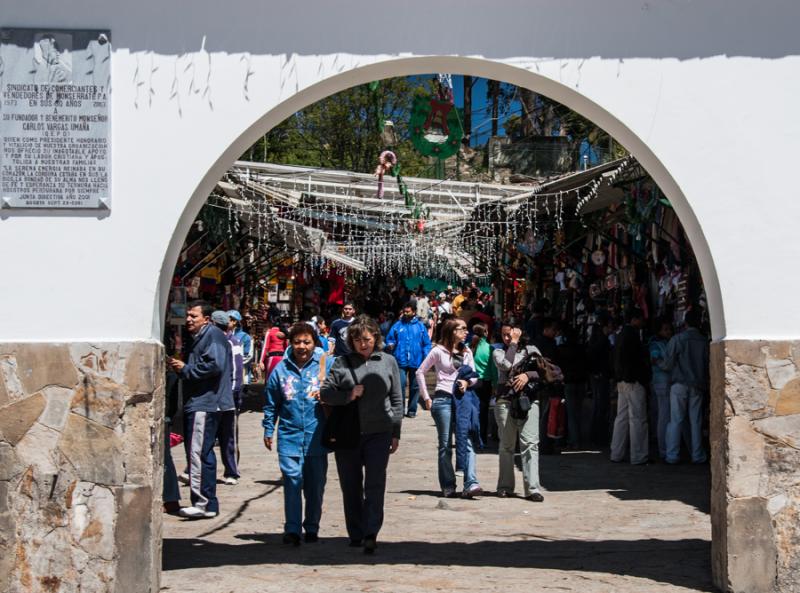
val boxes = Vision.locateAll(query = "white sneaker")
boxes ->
[178,472,189,485]
[178,506,217,519]
[223,477,239,485]
[462,485,483,499]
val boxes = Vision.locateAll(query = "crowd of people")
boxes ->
[162,282,710,555]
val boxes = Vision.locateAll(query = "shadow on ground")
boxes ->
[163,535,714,591]
[539,452,711,514]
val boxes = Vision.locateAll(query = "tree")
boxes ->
[241,78,432,176]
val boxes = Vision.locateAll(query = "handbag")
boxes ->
[510,392,532,420]
[321,356,361,450]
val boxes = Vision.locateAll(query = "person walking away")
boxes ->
[330,302,357,356]
[557,327,589,450]
[259,319,287,379]
[492,324,546,501]
[469,323,497,446]
[416,319,482,498]
[416,290,431,325]
[320,316,402,554]
[663,310,709,464]
[385,304,432,418]
[216,311,244,485]
[648,318,674,460]
[610,309,651,464]
[587,314,613,447]
[228,310,253,384]
[263,323,333,545]
[167,300,232,519]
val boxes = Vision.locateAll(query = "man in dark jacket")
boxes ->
[663,309,709,464]
[385,304,432,417]
[167,300,232,518]
[610,309,650,464]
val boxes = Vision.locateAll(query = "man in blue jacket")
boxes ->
[385,303,432,418]
[167,300,232,519]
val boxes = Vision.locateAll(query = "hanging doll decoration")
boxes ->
[374,150,397,199]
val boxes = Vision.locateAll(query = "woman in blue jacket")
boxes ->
[263,322,333,546]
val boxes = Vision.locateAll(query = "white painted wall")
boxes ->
[2,0,799,342]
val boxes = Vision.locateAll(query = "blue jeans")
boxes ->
[399,367,420,416]
[278,454,328,535]
[666,384,706,463]
[431,395,478,492]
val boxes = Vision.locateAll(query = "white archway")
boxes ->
[157,56,725,341]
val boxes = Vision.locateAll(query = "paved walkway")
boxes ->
[162,391,713,593]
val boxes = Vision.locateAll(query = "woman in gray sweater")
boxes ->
[320,315,403,554]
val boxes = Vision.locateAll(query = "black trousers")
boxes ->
[334,431,392,541]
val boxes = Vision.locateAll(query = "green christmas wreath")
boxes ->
[409,95,464,159]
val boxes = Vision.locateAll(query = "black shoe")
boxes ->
[304,533,319,543]
[363,535,377,554]
[496,490,513,498]
[348,538,363,547]
[404,413,416,418]
[282,532,301,546]
[525,492,545,503]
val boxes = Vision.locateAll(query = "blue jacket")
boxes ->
[232,328,253,367]
[452,365,482,465]
[180,324,233,413]
[263,347,333,457]
[385,317,432,369]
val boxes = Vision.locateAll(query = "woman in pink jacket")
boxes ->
[416,318,482,498]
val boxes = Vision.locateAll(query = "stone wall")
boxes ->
[712,340,800,593]
[0,342,164,593]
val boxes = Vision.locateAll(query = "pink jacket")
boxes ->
[416,345,478,402]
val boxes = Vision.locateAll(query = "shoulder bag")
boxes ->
[322,356,361,450]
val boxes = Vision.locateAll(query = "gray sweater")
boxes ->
[320,351,403,439]
[492,343,542,399]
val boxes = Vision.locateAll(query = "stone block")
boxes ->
[123,343,162,398]
[753,415,800,450]
[119,403,155,486]
[114,485,154,593]
[766,358,798,390]
[13,344,79,394]
[727,497,777,593]
[767,342,793,360]
[58,414,125,486]
[726,361,772,418]
[15,422,60,476]
[40,386,73,431]
[0,355,25,403]
[726,340,766,367]
[0,442,20,481]
[727,416,766,498]
[0,392,45,445]
[71,372,128,429]
[70,482,116,561]
[775,378,800,416]
[0,507,15,593]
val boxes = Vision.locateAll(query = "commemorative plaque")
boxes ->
[0,28,111,209]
